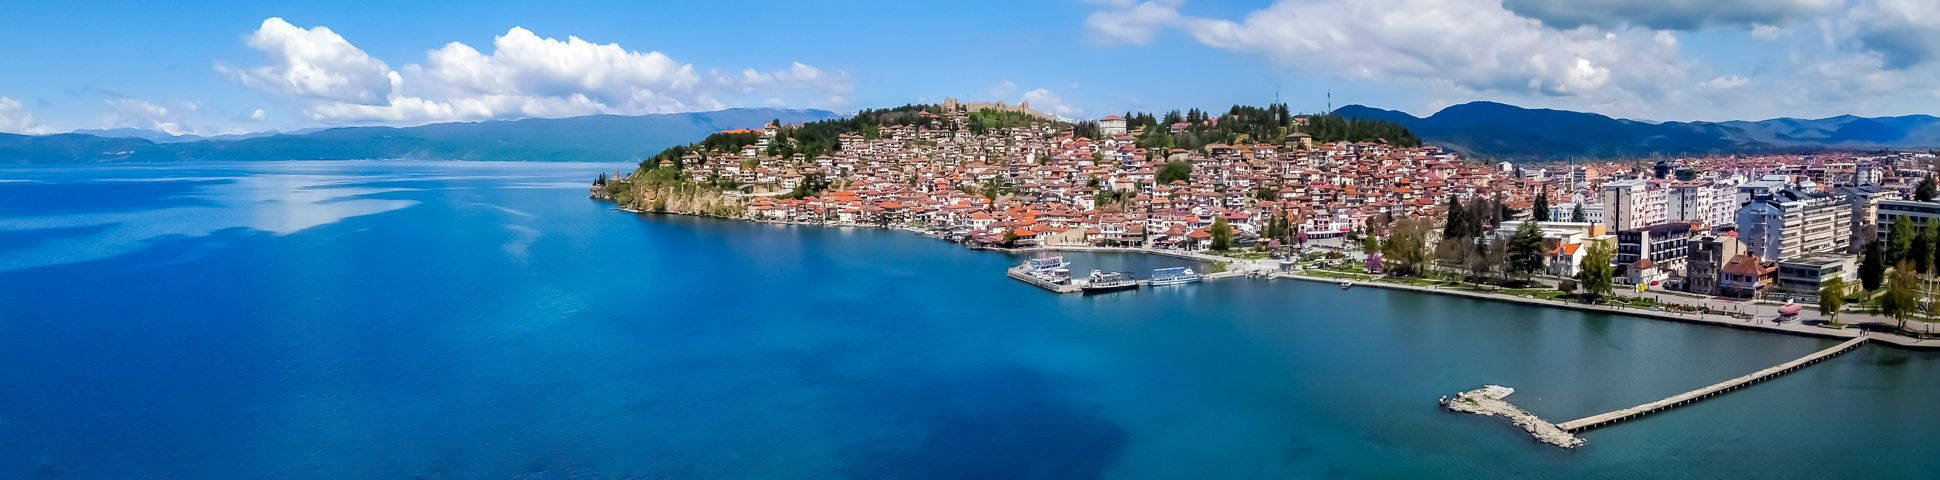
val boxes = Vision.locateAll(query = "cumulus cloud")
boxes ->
[1084,0,1183,44]
[1108,0,1689,103]
[216,18,396,105]
[249,108,267,121]
[1499,0,1838,30]
[0,97,53,135]
[1022,88,1081,118]
[221,17,852,125]
[1840,0,1940,69]
[100,98,191,135]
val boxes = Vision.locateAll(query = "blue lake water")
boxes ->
[3,161,1938,478]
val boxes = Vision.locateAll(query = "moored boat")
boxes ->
[1149,266,1201,286]
[1082,270,1140,294]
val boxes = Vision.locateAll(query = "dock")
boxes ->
[1555,336,1868,432]
[1447,336,1867,447]
[1007,265,1259,294]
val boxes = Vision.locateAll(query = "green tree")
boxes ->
[1860,241,1886,291]
[1506,219,1546,278]
[1157,160,1191,184]
[1881,261,1920,331]
[1533,191,1551,221]
[1918,175,1938,202]
[1890,217,1916,266]
[1362,230,1381,254]
[1441,195,1471,239]
[1570,203,1588,223]
[1380,217,1431,276]
[1819,278,1847,325]
[1576,241,1615,302]
[1210,216,1234,251]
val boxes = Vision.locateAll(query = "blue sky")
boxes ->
[2,0,1938,136]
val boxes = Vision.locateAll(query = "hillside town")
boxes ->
[594,101,1940,306]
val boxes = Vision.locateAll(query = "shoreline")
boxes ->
[606,199,1940,350]
[1275,273,1940,350]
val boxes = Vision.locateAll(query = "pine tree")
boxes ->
[1570,203,1588,223]
[1507,219,1546,278]
[1533,191,1551,222]
[1860,241,1886,291]
[1441,195,1469,239]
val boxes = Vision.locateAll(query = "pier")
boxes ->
[1555,336,1868,433]
[1007,265,1258,294]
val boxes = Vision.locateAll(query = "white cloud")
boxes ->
[1021,88,1081,119]
[222,18,853,125]
[0,97,53,135]
[249,108,267,121]
[216,17,396,105]
[1084,0,1183,44]
[1499,0,1839,30]
[988,80,1019,98]
[1120,0,1689,106]
[1839,0,1940,69]
[1701,75,1751,89]
[101,98,190,136]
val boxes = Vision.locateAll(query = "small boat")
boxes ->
[1340,280,1353,289]
[1023,255,1071,280]
[1149,266,1201,286]
[1082,270,1140,294]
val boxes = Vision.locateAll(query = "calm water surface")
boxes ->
[2,161,1937,478]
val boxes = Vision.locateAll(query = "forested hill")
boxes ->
[0,107,839,164]
[641,104,1058,169]
[1333,101,1940,159]
[1077,103,1421,151]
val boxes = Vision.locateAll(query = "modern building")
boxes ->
[1601,179,1666,231]
[1775,252,1856,298]
[1735,188,1852,261]
[1616,222,1701,276]
[1842,184,1891,252]
[1667,181,1736,228]
[1685,233,1748,295]
[1874,199,1940,244]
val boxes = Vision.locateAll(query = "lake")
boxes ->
[3,161,1937,478]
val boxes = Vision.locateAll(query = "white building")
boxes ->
[1601,178,1666,231]
[1736,188,1853,261]
[1667,180,1736,228]
[1098,115,1127,136]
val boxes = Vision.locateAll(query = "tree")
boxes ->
[1819,278,1847,325]
[1157,160,1191,184]
[1362,230,1381,254]
[1914,225,1933,274]
[1890,216,1916,266]
[1533,191,1551,221]
[1860,241,1886,291]
[1435,233,1472,275]
[1210,216,1234,251]
[1506,219,1546,279]
[1918,175,1937,202]
[1570,203,1588,223]
[1881,261,1921,331]
[1441,195,1471,239]
[1576,241,1615,302]
[1557,279,1578,295]
[1381,217,1431,276]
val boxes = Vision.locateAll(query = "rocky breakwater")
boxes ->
[1440,385,1583,448]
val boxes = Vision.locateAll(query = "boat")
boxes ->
[1082,270,1140,294]
[1340,280,1353,289]
[1022,255,1071,281]
[1149,266,1201,286]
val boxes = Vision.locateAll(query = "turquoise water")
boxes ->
[2,161,1937,478]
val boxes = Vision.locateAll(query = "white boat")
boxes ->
[1149,266,1201,286]
[1340,280,1353,289]
[1083,270,1140,294]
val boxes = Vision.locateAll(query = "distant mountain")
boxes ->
[1332,101,1940,159]
[72,128,306,143]
[0,107,840,164]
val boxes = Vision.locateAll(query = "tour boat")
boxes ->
[1149,266,1201,286]
[1082,270,1140,294]
[1023,255,1071,280]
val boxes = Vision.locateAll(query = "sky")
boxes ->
[2,0,1938,136]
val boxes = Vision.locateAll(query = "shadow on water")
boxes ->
[843,364,1128,480]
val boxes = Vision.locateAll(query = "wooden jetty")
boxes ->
[1555,336,1869,433]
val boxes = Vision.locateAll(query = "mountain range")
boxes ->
[1333,101,1940,159]
[0,108,839,164]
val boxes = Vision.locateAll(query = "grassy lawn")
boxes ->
[1503,288,1572,300]
[1304,269,1372,281]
